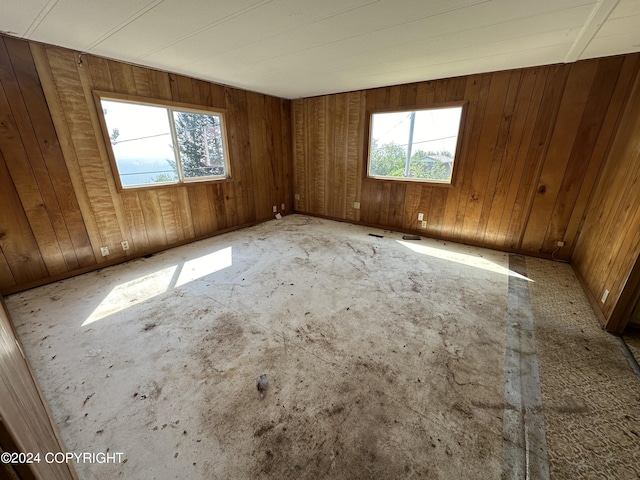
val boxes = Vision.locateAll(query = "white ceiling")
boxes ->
[2,0,640,99]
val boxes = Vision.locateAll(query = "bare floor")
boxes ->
[6,215,640,479]
[624,328,640,364]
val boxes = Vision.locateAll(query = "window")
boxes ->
[367,104,465,184]
[95,92,229,189]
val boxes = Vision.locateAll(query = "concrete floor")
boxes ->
[6,215,640,479]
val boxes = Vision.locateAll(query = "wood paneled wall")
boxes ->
[0,298,77,479]
[0,35,292,294]
[293,55,640,259]
[3,32,640,330]
[573,71,640,333]
[0,36,94,293]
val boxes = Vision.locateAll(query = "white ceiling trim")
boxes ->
[564,0,621,62]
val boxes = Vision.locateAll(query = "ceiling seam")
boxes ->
[205,0,586,72]
[24,0,59,38]
[182,0,383,62]
[179,0,492,70]
[84,0,166,53]
[564,0,621,63]
[318,24,587,77]
[143,0,494,67]
[353,41,576,79]
[136,0,274,60]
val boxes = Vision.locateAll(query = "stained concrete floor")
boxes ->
[6,215,640,479]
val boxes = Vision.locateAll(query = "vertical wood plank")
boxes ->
[132,66,152,97]
[440,74,483,239]
[226,87,255,224]
[459,71,511,239]
[477,70,522,244]
[3,36,293,293]
[504,64,569,250]
[543,57,626,253]
[566,55,640,254]
[121,191,150,253]
[494,67,547,247]
[138,189,168,248]
[345,92,364,221]
[9,40,95,269]
[0,252,16,291]
[521,60,599,252]
[0,42,68,275]
[0,151,49,284]
[106,59,136,95]
[30,43,104,264]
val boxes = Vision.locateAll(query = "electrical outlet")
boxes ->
[601,289,609,304]
[418,213,424,221]
[281,203,285,211]
[272,205,277,213]
[121,241,129,251]
[100,246,109,257]
[557,241,565,247]
[353,202,360,209]
[421,221,427,228]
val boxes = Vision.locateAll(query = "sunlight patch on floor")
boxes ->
[396,240,533,281]
[82,247,233,326]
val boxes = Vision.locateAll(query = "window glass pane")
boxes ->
[369,106,462,183]
[100,100,178,187]
[173,111,226,179]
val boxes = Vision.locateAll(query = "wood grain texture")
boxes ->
[573,64,640,332]
[292,56,639,260]
[0,36,94,290]
[0,35,292,294]
[293,92,365,220]
[0,299,77,479]
[3,32,640,333]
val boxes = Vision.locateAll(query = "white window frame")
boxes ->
[94,91,231,191]
[366,102,466,186]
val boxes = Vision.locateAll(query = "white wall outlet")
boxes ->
[294,193,300,200]
[601,289,609,304]
[100,246,109,257]
[354,202,360,209]
[121,241,129,251]
[421,221,427,228]
[557,241,565,247]
[281,203,285,211]
[418,213,424,221]
[272,205,277,213]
